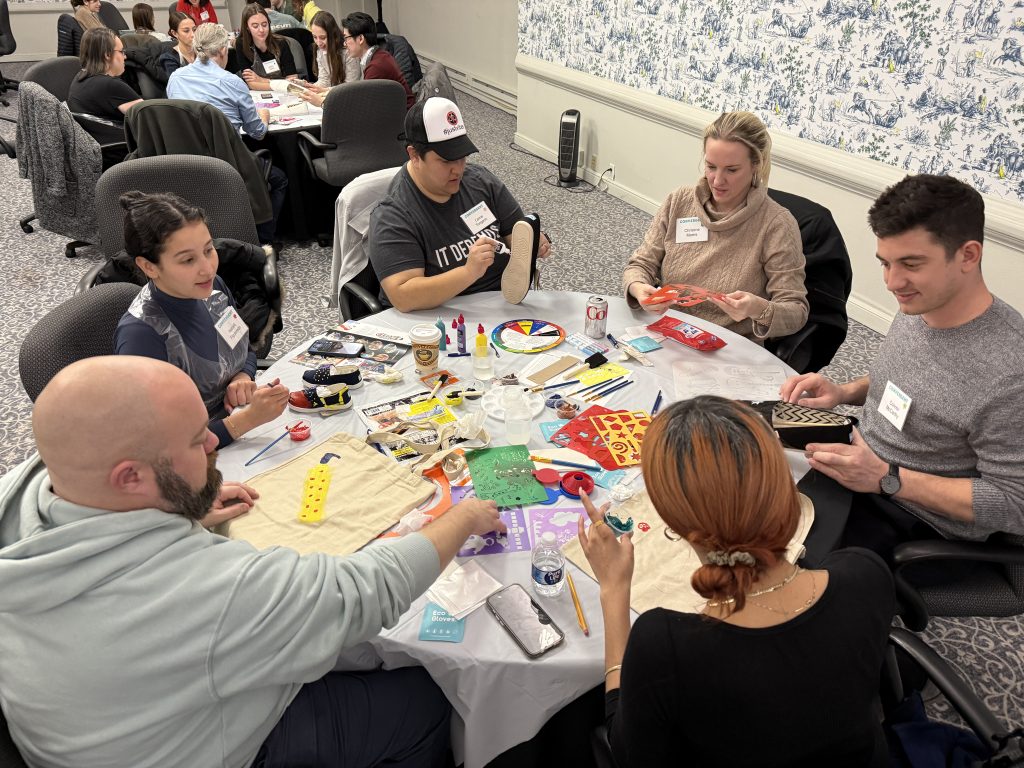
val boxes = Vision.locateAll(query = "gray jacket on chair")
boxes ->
[15,81,101,244]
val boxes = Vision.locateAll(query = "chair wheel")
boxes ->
[316,235,331,248]
[20,222,33,233]
[65,244,78,258]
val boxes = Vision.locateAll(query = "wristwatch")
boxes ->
[880,463,902,497]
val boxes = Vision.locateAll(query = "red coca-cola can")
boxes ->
[584,296,608,339]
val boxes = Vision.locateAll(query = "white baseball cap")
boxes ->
[404,97,479,161]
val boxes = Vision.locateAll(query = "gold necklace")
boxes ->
[748,572,817,616]
[706,566,802,608]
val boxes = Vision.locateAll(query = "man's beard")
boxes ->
[153,452,222,521]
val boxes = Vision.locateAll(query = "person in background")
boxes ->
[132,3,171,40]
[70,0,105,34]
[158,11,196,76]
[114,192,289,448]
[623,111,808,343]
[292,0,321,29]
[174,0,216,27]
[67,27,143,167]
[166,22,289,248]
[0,353,504,767]
[579,396,893,767]
[307,11,359,90]
[236,3,299,91]
[341,11,412,108]
[254,0,301,30]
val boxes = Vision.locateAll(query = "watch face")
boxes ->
[880,474,901,496]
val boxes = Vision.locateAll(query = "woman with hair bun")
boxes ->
[623,111,808,342]
[114,192,288,449]
[578,396,894,767]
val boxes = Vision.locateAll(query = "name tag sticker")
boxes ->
[200,9,210,20]
[263,58,281,75]
[878,380,912,431]
[215,307,249,347]
[675,217,709,243]
[460,201,498,236]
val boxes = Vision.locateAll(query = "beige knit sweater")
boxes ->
[622,179,808,341]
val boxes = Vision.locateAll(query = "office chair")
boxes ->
[892,533,1024,632]
[378,33,422,89]
[56,13,84,57]
[78,155,282,359]
[0,706,28,768]
[97,0,129,30]
[330,165,400,317]
[275,27,313,82]
[0,0,17,111]
[18,283,142,402]
[765,189,852,374]
[297,80,407,190]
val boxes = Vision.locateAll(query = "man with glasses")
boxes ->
[340,11,413,108]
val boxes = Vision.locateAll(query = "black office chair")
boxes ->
[0,0,17,111]
[275,27,314,83]
[765,188,852,374]
[0,707,28,768]
[18,283,143,402]
[892,533,1024,632]
[378,33,422,89]
[98,0,129,30]
[56,13,84,57]
[297,80,407,190]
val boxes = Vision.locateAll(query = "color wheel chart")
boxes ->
[490,319,566,354]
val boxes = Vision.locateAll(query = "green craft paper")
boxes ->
[466,446,549,508]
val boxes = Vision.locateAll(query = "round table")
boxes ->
[220,291,827,768]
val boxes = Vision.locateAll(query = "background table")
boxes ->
[220,291,812,767]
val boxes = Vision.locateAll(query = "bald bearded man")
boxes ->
[0,356,504,768]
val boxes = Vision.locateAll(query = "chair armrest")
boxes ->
[888,627,1006,752]
[256,357,275,370]
[767,322,818,374]
[338,282,381,322]
[252,148,273,185]
[296,130,334,179]
[75,261,107,294]
[262,253,280,304]
[892,538,1024,630]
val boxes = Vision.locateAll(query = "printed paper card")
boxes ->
[628,336,662,353]
[539,419,569,442]
[456,502,531,557]
[528,505,587,547]
[419,602,466,643]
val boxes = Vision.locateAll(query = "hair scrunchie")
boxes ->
[706,550,756,567]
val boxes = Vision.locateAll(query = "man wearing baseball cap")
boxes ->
[368,97,552,311]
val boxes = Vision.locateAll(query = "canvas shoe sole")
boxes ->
[288,383,353,413]
[301,363,363,389]
[502,214,540,304]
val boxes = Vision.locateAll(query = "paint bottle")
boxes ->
[473,326,494,380]
[457,314,467,354]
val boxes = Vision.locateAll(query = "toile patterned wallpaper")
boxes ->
[519,0,1024,205]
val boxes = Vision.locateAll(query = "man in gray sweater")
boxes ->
[780,174,1024,546]
[0,355,504,768]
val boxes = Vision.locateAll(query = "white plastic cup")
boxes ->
[410,324,442,375]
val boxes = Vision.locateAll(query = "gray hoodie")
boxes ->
[0,455,440,768]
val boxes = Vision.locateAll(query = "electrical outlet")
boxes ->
[609,163,616,180]
[589,154,598,171]
[578,149,585,169]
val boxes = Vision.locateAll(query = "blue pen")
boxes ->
[652,389,664,415]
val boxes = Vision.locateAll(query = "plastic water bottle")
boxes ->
[531,531,565,597]
[504,389,532,445]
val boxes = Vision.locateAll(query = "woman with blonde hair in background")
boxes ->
[623,111,808,342]
[579,396,894,767]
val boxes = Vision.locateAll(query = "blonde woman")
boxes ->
[623,111,808,342]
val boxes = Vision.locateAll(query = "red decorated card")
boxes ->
[549,405,622,470]
[640,283,725,307]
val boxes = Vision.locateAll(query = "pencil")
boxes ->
[566,571,589,636]
[652,389,663,415]
[529,455,600,471]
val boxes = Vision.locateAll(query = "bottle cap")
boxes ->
[540,531,557,546]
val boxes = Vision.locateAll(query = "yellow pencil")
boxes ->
[566,571,589,637]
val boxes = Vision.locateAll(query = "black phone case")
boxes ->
[486,585,565,659]
[742,400,857,450]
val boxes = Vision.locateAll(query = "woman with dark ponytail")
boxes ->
[113,192,288,449]
[578,395,894,767]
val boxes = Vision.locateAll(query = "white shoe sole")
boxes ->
[502,220,534,304]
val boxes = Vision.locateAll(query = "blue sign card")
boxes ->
[419,602,466,643]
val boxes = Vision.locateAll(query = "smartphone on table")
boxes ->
[486,584,565,659]
[307,339,365,358]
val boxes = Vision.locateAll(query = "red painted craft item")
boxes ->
[531,468,562,484]
[560,471,595,499]
[646,316,726,352]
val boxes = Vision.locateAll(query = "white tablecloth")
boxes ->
[219,291,808,767]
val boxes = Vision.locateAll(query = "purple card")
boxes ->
[528,506,587,547]
[457,505,531,557]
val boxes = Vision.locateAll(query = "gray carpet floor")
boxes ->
[0,65,1020,732]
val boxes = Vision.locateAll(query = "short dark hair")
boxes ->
[253,0,270,9]
[132,2,156,31]
[868,174,985,258]
[341,11,376,46]
[407,140,431,158]
[121,191,207,264]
